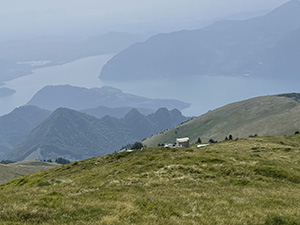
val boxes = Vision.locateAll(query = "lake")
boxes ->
[0,55,112,116]
[0,54,299,117]
[103,75,300,116]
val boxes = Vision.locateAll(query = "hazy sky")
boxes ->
[0,0,289,38]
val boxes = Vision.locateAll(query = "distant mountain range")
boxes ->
[100,0,300,81]
[81,106,155,119]
[0,98,187,160]
[0,105,153,157]
[143,93,300,146]
[0,106,51,158]
[27,85,190,111]
[3,92,300,161]
[3,107,188,161]
[256,28,300,77]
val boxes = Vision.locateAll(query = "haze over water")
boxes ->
[0,55,111,115]
[0,0,296,117]
[1,54,299,117]
[104,76,300,116]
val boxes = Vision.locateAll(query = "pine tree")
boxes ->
[197,137,202,144]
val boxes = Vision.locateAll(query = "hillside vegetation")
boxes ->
[144,94,300,146]
[1,135,300,224]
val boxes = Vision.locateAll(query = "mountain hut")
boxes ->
[176,137,190,147]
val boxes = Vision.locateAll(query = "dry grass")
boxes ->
[1,135,300,224]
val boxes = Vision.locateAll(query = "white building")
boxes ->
[176,137,190,147]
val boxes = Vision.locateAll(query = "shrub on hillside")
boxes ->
[131,142,144,150]
[0,160,16,164]
[55,158,71,164]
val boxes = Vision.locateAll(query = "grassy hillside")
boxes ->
[0,161,58,185]
[144,94,300,147]
[1,135,300,224]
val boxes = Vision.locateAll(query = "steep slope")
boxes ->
[144,93,300,146]
[4,107,188,161]
[100,0,300,81]
[2,135,300,224]
[122,108,188,141]
[122,109,157,141]
[27,85,190,111]
[0,106,51,158]
[148,108,188,132]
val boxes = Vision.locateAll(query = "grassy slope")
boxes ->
[1,135,300,224]
[143,95,300,146]
[0,161,58,185]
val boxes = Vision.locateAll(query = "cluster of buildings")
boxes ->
[164,137,209,148]
[163,137,190,148]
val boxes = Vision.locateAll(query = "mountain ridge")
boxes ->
[100,1,300,81]
[143,93,300,146]
[4,107,188,161]
[27,85,190,111]
[4,108,133,161]
[0,105,51,158]
[81,106,155,119]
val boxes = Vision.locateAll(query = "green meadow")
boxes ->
[1,135,300,224]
